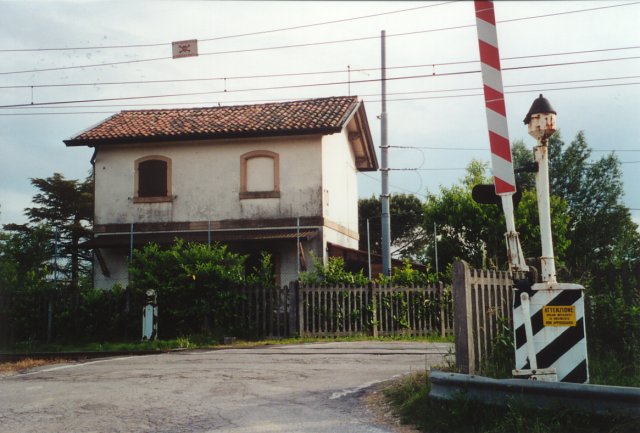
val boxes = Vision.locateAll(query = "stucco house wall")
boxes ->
[93,135,324,225]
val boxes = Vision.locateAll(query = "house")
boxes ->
[64,96,378,288]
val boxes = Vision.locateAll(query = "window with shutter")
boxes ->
[134,156,172,203]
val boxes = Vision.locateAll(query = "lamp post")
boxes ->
[524,94,557,283]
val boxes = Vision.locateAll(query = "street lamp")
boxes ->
[524,94,557,283]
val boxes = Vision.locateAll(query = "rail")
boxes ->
[429,370,640,415]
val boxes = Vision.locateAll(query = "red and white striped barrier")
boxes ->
[475,0,516,195]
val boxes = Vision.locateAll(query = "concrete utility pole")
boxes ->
[380,30,391,276]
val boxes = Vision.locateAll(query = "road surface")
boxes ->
[0,341,452,433]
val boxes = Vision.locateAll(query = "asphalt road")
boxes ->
[0,341,452,433]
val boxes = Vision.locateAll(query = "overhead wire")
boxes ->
[2,45,638,90]
[2,56,640,109]
[1,2,638,76]
[390,146,640,152]
[2,79,639,113]
[0,2,455,53]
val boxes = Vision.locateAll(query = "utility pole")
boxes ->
[380,30,391,276]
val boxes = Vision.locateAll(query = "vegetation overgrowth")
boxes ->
[3,334,451,355]
[383,371,640,433]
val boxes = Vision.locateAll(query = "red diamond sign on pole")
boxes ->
[172,39,198,59]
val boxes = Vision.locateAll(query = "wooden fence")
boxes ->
[233,285,292,339]
[452,260,521,375]
[0,282,453,346]
[0,289,143,347]
[295,283,453,338]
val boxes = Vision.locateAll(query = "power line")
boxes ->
[0,2,455,53]
[390,168,468,172]
[498,1,640,24]
[2,2,638,76]
[3,45,638,90]
[2,79,640,114]
[390,145,640,153]
[366,80,640,103]
[359,171,428,199]
[3,71,639,112]
[391,161,640,171]
[3,56,640,109]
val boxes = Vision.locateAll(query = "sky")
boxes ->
[1,1,639,229]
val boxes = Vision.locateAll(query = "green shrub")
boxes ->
[128,239,254,339]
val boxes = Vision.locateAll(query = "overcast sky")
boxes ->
[1,1,639,228]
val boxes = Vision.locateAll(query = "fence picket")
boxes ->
[1,282,455,345]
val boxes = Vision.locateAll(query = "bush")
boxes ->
[129,240,274,339]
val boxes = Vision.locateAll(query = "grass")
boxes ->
[383,371,640,433]
[0,334,453,375]
[589,353,640,388]
[2,333,452,355]
[0,357,69,376]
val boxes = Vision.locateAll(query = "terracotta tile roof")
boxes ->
[65,96,360,146]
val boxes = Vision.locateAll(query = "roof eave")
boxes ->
[64,125,343,147]
[344,101,378,172]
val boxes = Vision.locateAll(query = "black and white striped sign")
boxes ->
[513,288,589,383]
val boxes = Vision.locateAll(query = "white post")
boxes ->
[520,292,538,370]
[434,222,439,275]
[367,218,372,281]
[296,216,301,276]
[534,140,557,283]
[525,94,558,283]
[501,195,528,272]
[130,223,134,261]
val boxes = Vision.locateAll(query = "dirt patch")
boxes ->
[0,358,69,377]
[361,381,423,433]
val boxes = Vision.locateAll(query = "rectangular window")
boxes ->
[138,159,168,197]
[134,156,172,203]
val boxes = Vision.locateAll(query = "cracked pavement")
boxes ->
[0,341,452,433]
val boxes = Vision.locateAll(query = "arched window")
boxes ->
[134,156,172,203]
[240,150,280,199]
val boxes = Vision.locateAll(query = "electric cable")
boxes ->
[0,2,455,53]
[2,46,638,90]
[2,56,639,109]
[1,2,637,76]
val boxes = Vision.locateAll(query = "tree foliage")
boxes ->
[0,225,53,293]
[421,160,570,271]
[358,193,428,258]
[300,255,435,286]
[548,132,640,270]
[3,172,94,290]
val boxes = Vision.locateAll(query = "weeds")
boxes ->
[383,371,640,433]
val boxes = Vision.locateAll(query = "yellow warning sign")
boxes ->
[542,306,576,327]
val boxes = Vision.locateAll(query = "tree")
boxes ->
[0,224,53,293]
[547,131,640,271]
[421,160,570,271]
[358,193,428,258]
[511,139,536,191]
[4,173,93,290]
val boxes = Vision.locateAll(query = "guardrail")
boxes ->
[429,370,640,415]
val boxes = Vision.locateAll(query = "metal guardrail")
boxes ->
[429,370,640,415]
